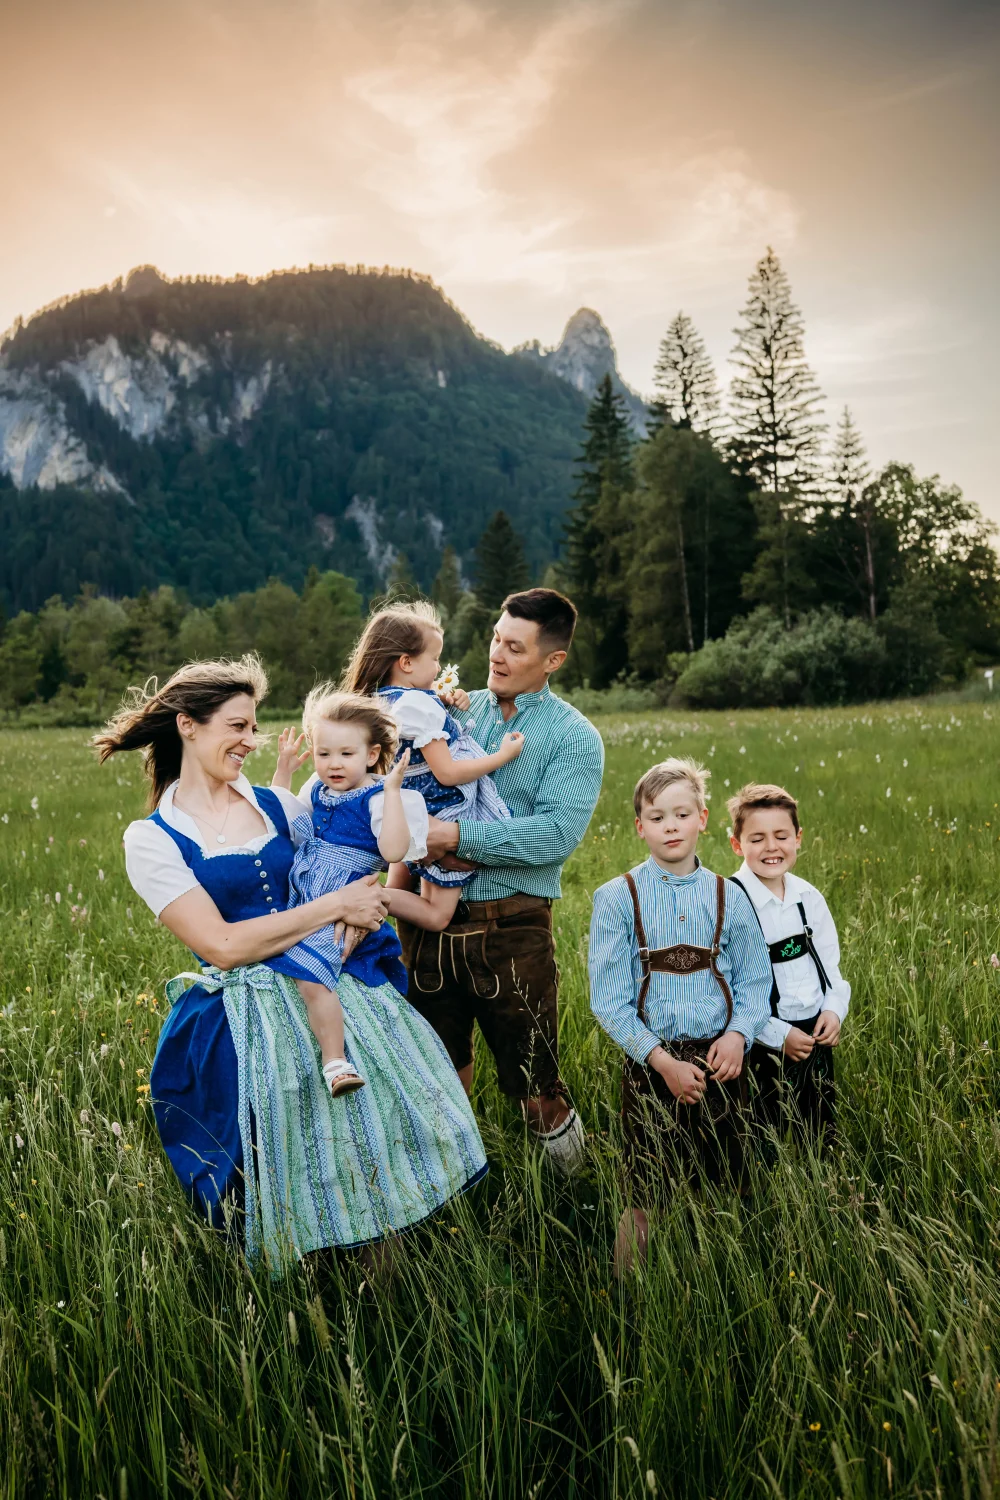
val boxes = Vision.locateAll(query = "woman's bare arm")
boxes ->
[158,876,388,971]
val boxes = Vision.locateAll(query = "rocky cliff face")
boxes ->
[516,308,648,433]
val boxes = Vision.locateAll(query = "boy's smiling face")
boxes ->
[636,783,708,874]
[730,807,803,888]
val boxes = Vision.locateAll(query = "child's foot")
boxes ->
[322,1059,366,1097]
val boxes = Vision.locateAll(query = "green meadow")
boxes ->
[1,699,999,1499]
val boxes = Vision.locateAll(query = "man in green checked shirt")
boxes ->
[396,589,605,1175]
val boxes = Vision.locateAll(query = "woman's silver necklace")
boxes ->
[175,790,235,844]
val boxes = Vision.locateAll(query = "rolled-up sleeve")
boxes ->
[456,721,604,868]
[724,884,774,1045]
[588,882,661,1065]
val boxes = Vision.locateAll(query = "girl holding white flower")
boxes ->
[340,602,524,932]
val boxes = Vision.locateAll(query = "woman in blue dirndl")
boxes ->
[97,655,487,1268]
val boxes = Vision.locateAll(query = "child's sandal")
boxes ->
[322,1059,366,1097]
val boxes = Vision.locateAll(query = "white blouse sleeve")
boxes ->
[268,784,313,847]
[368,789,429,863]
[123,819,200,918]
[390,690,450,750]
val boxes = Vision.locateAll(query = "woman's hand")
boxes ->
[325,874,388,932]
[383,747,411,793]
[272,727,311,791]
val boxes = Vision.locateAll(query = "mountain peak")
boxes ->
[123,264,168,299]
[518,306,648,432]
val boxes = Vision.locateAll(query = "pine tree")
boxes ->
[651,312,721,435]
[830,407,876,622]
[432,546,463,618]
[475,512,529,612]
[385,552,419,598]
[729,248,826,625]
[562,374,634,685]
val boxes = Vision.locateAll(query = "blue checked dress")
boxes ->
[137,784,487,1269]
[378,686,510,888]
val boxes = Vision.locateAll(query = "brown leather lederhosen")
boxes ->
[620,872,748,1189]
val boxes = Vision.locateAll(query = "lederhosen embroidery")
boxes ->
[622,871,735,1124]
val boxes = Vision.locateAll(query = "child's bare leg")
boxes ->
[295,979,365,1095]
[385,862,414,892]
[384,879,461,933]
[614,1207,649,1277]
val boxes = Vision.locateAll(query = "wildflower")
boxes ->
[48,835,54,844]
[70,905,89,925]
[883,1421,891,1432]
[136,1084,150,1095]
[859,825,868,834]
[100,1043,110,1059]
[739,746,746,755]
[990,955,999,969]
[80,1109,90,1124]
[30,797,39,811]
[98,870,105,882]
[903,758,908,767]
[434,662,460,694]
[111,1122,122,1138]
[57,1300,65,1309]
[79,838,87,847]
[1,814,7,823]
[809,1422,821,1432]
[15,1133,24,1149]
[886,787,892,798]
[55,892,61,904]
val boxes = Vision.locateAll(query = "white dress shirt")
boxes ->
[733,862,851,1052]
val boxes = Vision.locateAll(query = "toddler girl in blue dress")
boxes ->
[340,601,525,933]
[271,687,429,1096]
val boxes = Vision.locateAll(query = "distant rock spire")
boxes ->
[123,265,167,299]
[516,308,648,432]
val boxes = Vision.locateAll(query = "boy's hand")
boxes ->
[273,727,311,789]
[497,730,524,763]
[782,1026,816,1062]
[383,747,411,792]
[812,1011,842,1047]
[706,1029,744,1082]
[648,1046,706,1105]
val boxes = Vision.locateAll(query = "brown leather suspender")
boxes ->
[622,870,735,1035]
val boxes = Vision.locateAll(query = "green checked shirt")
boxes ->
[454,683,605,903]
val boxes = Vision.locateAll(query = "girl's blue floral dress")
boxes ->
[378,687,509,889]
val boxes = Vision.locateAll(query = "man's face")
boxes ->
[636,785,708,871]
[487,611,566,699]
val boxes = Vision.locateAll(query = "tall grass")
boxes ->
[1,699,999,1498]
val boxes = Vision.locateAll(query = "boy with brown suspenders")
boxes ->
[588,759,772,1272]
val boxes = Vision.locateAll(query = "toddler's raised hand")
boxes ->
[273,727,311,790]
[383,747,411,792]
[498,731,525,763]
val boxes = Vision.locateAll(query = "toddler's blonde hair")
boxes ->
[633,756,710,817]
[302,684,399,776]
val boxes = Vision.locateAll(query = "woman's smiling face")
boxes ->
[176,693,259,783]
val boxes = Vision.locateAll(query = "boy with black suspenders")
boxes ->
[588,759,772,1273]
[727,783,850,1145]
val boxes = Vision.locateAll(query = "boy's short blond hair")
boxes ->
[633,757,709,817]
[727,782,800,840]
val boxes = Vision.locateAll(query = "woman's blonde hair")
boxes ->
[340,601,442,696]
[302,685,399,776]
[93,655,269,809]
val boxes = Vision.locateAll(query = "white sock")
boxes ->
[537,1109,585,1177]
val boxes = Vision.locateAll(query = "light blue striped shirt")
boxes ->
[454,684,604,902]
[589,858,773,1064]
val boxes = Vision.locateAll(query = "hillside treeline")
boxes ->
[555,250,1000,704]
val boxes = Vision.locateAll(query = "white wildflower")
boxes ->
[100,1043,110,1059]
[98,870,105,882]
[80,1109,90,1124]
[15,1133,24,1149]
[111,1121,122,1138]
[57,1300,65,1309]
[859,824,868,834]
[433,663,460,694]
[30,797,39,811]
[739,746,746,755]
[54,892,61,904]
[886,787,892,798]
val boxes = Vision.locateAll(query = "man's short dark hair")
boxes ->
[501,588,578,653]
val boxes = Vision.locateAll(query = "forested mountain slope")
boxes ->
[0,266,590,612]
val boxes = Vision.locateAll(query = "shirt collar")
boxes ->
[645,853,704,886]
[736,861,802,909]
[488,681,552,712]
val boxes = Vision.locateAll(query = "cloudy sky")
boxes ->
[3,0,998,517]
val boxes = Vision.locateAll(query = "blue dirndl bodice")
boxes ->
[283,780,407,994]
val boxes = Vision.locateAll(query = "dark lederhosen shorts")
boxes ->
[749,1009,836,1142]
[396,894,565,1100]
[622,1049,748,1197]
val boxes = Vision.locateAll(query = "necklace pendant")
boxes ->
[217,834,227,844]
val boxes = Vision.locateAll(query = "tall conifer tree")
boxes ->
[475,511,529,611]
[651,312,721,435]
[830,406,877,622]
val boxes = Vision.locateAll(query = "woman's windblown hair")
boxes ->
[341,601,442,696]
[93,655,269,809]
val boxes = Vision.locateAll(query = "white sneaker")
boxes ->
[537,1109,586,1177]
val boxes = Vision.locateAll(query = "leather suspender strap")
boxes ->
[622,871,652,1022]
[797,900,831,995]
[709,874,734,1032]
